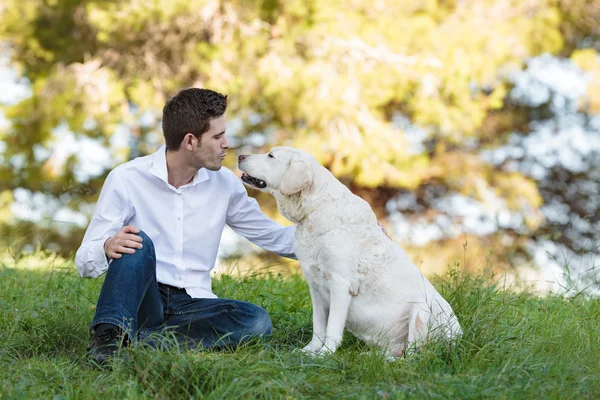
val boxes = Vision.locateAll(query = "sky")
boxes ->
[0,56,28,128]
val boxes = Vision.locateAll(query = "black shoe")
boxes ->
[87,323,128,365]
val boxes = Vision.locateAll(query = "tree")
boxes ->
[0,0,598,276]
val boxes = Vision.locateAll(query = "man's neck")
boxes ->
[165,149,199,188]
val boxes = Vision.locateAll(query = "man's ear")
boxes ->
[280,159,313,195]
[183,133,197,150]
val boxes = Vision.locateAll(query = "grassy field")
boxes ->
[1,252,600,399]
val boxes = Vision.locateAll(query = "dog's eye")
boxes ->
[268,153,274,158]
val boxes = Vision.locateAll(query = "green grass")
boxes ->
[1,252,600,399]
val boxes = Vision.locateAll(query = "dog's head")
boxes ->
[238,146,314,196]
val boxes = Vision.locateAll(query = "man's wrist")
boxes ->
[103,237,112,260]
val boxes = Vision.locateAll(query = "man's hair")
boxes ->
[162,88,228,150]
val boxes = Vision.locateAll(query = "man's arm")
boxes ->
[75,170,134,278]
[226,177,296,259]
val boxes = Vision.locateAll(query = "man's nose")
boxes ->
[222,137,230,149]
[238,154,247,162]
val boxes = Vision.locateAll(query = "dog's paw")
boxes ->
[301,342,323,355]
[314,347,335,357]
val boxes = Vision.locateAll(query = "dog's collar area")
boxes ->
[241,172,267,189]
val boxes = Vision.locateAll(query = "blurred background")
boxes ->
[0,0,598,293]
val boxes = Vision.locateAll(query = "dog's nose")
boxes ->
[238,155,247,162]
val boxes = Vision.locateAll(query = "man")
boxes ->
[75,88,296,363]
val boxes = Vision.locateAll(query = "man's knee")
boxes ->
[111,229,156,269]
[245,304,273,338]
[135,230,155,254]
[125,230,154,257]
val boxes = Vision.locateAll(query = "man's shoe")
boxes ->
[87,323,128,365]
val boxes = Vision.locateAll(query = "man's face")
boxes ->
[194,115,229,171]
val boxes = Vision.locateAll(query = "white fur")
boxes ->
[239,147,462,356]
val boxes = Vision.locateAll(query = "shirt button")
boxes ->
[177,276,182,281]
[177,217,181,221]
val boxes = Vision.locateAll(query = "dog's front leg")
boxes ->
[302,284,329,354]
[318,280,352,355]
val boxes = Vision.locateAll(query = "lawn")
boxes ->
[1,252,599,399]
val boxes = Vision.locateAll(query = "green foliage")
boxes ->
[1,252,600,398]
[0,0,598,256]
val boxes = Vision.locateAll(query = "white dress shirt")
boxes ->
[75,145,296,298]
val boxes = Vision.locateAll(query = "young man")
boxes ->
[75,88,296,363]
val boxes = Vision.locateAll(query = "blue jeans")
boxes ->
[91,231,273,349]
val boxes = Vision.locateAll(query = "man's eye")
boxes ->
[268,153,274,158]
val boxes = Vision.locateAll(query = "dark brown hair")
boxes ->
[162,88,228,150]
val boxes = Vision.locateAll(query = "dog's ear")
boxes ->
[280,159,312,195]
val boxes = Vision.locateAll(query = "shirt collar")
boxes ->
[148,145,210,187]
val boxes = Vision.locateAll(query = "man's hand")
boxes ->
[104,225,143,259]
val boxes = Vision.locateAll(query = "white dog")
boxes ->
[238,147,461,357]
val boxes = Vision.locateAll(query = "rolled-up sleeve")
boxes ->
[75,170,133,278]
[226,177,296,259]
